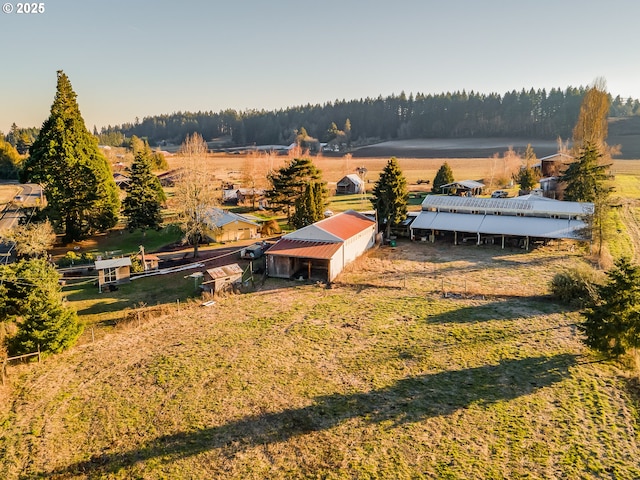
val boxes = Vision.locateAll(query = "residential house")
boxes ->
[206,209,261,243]
[236,188,267,208]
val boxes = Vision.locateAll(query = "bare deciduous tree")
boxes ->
[174,133,220,258]
[3,221,56,259]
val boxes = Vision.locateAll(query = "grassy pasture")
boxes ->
[1,241,639,479]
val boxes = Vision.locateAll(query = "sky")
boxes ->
[2,0,640,133]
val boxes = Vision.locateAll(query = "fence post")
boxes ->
[1,358,6,386]
[37,344,41,363]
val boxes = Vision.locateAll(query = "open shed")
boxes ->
[202,263,244,294]
[439,180,485,196]
[410,194,593,248]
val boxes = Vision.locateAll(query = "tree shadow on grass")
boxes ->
[43,354,576,478]
[425,297,567,324]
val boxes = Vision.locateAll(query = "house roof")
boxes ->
[206,209,261,228]
[286,210,375,243]
[94,257,132,270]
[538,152,574,162]
[265,238,343,260]
[236,188,266,195]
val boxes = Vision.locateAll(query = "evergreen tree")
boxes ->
[580,258,640,357]
[266,158,326,224]
[21,71,119,242]
[432,162,454,193]
[2,258,82,355]
[291,181,326,229]
[123,149,164,232]
[560,142,613,252]
[371,157,408,238]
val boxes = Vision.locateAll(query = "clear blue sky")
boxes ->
[2,0,640,133]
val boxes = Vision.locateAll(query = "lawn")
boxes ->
[51,224,184,262]
[62,269,202,335]
[1,240,639,479]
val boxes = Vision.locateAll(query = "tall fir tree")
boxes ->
[267,158,326,224]
[371,157,408,238]
[123,149,164,232]
[291,181,326,229]
[560,142,613,253]
[432,162,454,193]
[21,71,119,242]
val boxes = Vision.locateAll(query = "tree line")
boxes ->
[88,88,640,147]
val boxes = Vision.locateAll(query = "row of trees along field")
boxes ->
[86,88,640,147]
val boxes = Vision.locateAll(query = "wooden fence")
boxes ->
[1,345,40,386]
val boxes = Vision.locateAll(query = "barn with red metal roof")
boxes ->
[266,210,377,282]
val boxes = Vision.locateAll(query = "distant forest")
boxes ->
[8,88,640,151]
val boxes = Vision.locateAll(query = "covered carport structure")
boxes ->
[410,195,593,248]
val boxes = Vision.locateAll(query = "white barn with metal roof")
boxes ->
[410,195,593,248]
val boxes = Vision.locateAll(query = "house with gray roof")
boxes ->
[205,209,261,243]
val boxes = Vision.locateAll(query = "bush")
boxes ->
[550,264,602,307]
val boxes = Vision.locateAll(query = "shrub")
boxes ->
[261,219,282,236]
[550,264,602,307]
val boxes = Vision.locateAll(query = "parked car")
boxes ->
[491,190,509,198]
[240,243,264,259]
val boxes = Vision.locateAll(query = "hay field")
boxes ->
[1,241,639,479]
[163,151,519,191]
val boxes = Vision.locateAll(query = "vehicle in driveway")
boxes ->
[491,190,509,198]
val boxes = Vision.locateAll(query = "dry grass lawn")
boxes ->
[1,240,639,479]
